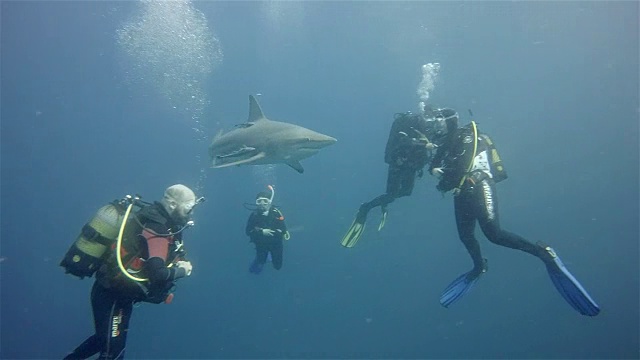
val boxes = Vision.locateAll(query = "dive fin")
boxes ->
[542,246,600,316]
[378,208,388,231]
[440,260,487,308]
[286,160,304,174]
[340,209,368,248]
[249,259,264,274]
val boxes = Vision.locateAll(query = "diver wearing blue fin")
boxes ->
[430,111,599,316]
[245,185,289,274]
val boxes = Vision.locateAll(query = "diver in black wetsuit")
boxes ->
[430,118,600,316]
[340,106,455,248]
[62,185,201,359]
[246,186,288,274]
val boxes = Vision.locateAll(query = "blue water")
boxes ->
[1,1,638,359]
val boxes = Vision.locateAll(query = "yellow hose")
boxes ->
[116,203,148,282]
[456,121,478,189]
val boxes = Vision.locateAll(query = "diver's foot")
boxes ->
[356,204,370,223]
[249,260,264,274]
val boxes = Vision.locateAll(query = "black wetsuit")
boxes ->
[430,123,549,272]
[246,207,287,272]
[359,112,442,215]
[64,203,188,360]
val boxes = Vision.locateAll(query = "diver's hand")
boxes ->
[262,228,276,236]
[176,261,193,276]
[411,137,437,150]
[431,167,444,178]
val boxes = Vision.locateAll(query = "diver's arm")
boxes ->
[429,137,449,173]
[246,213,265,240]
[246,213,259,236]
[272,211,287,239]
[145,257,187,282]
[142,223,187,283]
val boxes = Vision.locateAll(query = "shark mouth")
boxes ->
[212,146,267,168]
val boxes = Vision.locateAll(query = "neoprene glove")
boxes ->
[176,260,193,276]
[262,228,276,236]
[431,167,444,178]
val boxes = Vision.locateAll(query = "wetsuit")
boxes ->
[430,123,549,272]
[246,207,287,272]
[359,112,441,214]
[64,203,188,360]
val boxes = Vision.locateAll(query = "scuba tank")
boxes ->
[479,134,508,183]
[60,202,127,279]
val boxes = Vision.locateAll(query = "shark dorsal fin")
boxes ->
[248,95,266,122]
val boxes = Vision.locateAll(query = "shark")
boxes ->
[209,95,337,173]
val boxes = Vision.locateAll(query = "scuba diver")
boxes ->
[340,106,455,248]
[245,185,289,274]
[429,114,600,316]
[60,184,204,359]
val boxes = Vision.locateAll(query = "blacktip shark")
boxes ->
[209,95,337,173]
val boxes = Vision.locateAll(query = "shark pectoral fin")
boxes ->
[286,160,304,174]
[212,152,267,168]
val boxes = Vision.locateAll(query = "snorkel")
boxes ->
[267,184,275,203]
[243,185,276,212]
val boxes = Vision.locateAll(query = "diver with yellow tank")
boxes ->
[429,114,599,316]
[61,184,204,360]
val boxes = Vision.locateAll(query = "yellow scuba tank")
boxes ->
[60,203,126,279]
[480,134,508,183]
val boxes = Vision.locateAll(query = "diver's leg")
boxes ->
[255,243,268,264]
[271,240,283,270]
[63,336,100,360]
[439,191,487,307]
[475,180,547,259]
[250,243,268,273]
[454,190,485,271]
[476,180,599,316]
[96,287,133,360]
[341,166,399,247]
[63,282,108,359]
[395,167,417,198]
[385,165,403,197]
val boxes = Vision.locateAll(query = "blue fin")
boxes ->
[440,264,486,308]
[249,259,263,274]
[544,247,600,316]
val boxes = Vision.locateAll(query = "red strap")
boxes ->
[142,229,171,261]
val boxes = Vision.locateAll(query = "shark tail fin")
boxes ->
[248,95,266,122]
